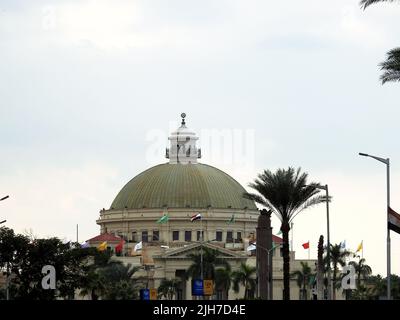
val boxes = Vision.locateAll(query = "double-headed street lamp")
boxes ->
[359,152,391,300]
[253,242,283,300]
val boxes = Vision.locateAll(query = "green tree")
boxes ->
[326,243,351,300]
[215,265,232,300]
[244,167,325,300]
[232,263,256,299]
[186,247,229,280]
[158,279,181,300]
[360,0,400,84]
[349,258,372,289]
[291,262,313,300]
[99,263,140,300]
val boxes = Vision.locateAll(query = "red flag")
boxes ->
[115,240,124,253]
[302,241,310,249]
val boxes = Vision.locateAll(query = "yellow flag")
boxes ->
[356,241,363,252]
[97,241,108,251]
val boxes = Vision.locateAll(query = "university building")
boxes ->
[87,114,341,300]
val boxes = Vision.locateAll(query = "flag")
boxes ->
[227,214,235,224]
[247,243,256,251]
[80,242,90,249]
[388,207,400,234]
[340,240,346,249]
[191,213,202,222]
[115,240,124,253]
[277,229,282,236]
[134,241,142,252]
[156,214,169,224]
[97,241,107,251]
[356,241,363,253]
[302,241,310,249]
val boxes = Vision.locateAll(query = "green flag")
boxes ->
[227,214,235,224]
[157,214,169,224]
[277,229,282,236]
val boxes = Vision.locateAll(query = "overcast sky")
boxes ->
[1,0,400,276]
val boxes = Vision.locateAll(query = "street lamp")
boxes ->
[1,195,9,299]
[252,242,283,300]
[359,152,391,300]
[314,184,332,300]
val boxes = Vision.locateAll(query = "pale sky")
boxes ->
[1,0,400,276]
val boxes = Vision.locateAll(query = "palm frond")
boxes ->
[380,47,400,84]
[360,0,399,9]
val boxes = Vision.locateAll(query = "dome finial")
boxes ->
[181,112,186,126]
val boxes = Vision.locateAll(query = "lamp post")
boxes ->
[315,184,332,300]
[1,195,9,300]
[252,242,282,300]
[359,152,391,300]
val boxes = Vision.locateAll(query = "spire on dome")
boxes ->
[165,113,201,164]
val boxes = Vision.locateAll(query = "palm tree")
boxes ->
[349,258,372,289]
[380,48,400,84]
[360,0,400,84]
[158,279,181,300]
[326,244,351,300]
[244,167,325,300]
[215,265,232,300]
[186,247,229,280]
[99,263,140,300]
[79,249,123,300]
[232,263,257,299]
[291,262,313,300]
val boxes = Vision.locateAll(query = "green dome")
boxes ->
[111,163,257,210]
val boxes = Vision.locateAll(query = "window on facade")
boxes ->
[196,231,204,241]
[132,231,137,242]
[173,231,180,241]
[142,231,148,243]
[185,231,192,242]
[152,230,159,241]
[236,232,242,243]
[216,231,223,242]
[226,231,233,243]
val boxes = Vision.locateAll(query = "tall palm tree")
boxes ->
[232,263,257,299]
[291,262,313,300]
[244,167,325,300]
[326,244,351,300]
[360,0,400,84]
[349,258,372,289]
[215,265,232,300]
[158,278,181,300]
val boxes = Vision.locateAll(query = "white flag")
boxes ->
[134,241,142,252]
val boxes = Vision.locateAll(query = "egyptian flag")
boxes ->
[388,207,400,234]
[191,213,202,222]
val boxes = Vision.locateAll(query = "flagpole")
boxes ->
[76,224,79,243]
